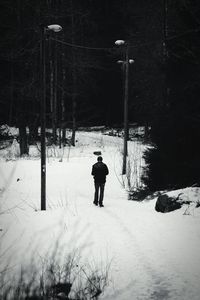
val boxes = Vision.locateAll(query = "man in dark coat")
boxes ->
[91,156,109,207]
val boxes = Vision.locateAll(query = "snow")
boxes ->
[0,131,200,299]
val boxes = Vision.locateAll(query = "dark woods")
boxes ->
[142,0,200,191]
[0,0,200,191]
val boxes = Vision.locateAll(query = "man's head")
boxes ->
[97,156,103,162]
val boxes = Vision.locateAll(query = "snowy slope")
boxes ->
[0,131,200,300]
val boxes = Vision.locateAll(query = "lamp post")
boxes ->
[41,24,62,211]
[115,40,134,175]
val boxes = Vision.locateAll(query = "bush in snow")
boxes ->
[0,249,109,300]
[117,141,146,199]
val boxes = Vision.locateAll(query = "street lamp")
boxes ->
[47,24,62,32]
[41,24,62,211]
[115,40,134,175]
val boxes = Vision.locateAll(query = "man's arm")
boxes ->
[105,164,109,175]
[91,165,95,176]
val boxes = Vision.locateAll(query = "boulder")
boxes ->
[155,194,182,213]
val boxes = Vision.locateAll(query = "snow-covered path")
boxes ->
[1,131,200,299]
[86,194,200,300]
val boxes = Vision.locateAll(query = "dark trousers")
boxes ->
[94,182,105,205]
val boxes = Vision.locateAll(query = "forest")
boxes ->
[0,0,200,191]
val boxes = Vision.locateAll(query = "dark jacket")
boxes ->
[91,162,109,183]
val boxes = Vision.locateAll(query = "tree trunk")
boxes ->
[29,122,38,144]
[9,53,14,126]
[19,120,29,156]
[71,0,77,147]
[144,123,150,139]
[71,99,76,146]
[163,0,168,60]
[61,50,66,146]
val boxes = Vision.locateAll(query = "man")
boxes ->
[91,156,109,207]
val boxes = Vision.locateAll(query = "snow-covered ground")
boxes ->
[0,131,200,299]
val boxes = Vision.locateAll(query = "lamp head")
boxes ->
[115,40,125,46]
[117,60,124,64]
[47,24,62,32]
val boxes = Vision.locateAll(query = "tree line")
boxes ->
[0,0,200,191]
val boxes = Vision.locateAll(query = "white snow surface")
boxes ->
[0,131,200,300]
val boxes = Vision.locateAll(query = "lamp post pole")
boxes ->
[41,27,46,210]
[115,40,134,175]
[41,24,62,211]
[122,43,129,175]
